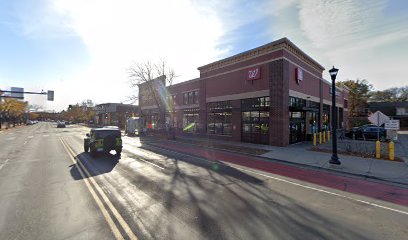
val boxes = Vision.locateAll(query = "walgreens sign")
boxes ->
[247,66,261,81]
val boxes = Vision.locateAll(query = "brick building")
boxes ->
[95,103,139,129]
[368,101,408,129]
[139,38,349,146]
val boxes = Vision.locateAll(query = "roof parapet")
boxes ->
[198,37,325,74]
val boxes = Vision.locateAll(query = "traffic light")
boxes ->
[68,105,73,110]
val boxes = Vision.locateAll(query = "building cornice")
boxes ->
[198,38,325,74]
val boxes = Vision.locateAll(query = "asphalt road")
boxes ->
[1,122,408,240]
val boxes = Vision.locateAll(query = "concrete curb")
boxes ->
[144,137,408,188]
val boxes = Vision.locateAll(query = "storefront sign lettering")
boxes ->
[247,67,261,80]
[295,67,303,84]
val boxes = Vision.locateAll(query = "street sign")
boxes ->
[384,120,400,130]
[47,90,54,101]
[11,87,24,99]
[368,111,389,126]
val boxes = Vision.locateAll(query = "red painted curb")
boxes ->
[152,141,408,207]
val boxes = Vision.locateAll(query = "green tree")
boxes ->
[337,79,373,117]
[370,86,408,102]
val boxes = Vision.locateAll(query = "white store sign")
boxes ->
[384,120,400,130]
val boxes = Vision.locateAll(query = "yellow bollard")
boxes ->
[327,130,331,142]
[323,130,326,143]
[376,140,381,159]
[389,141,394,161]
[319,132,322,144]
[313,133,316,146]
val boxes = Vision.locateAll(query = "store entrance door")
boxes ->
[289,111,306,144]
[289,120,305,144]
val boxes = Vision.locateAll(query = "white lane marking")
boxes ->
[7,137,16,140]
[23,141,28,145]
[136,157,164,170]
[27,136,34,138]
[43,134,49,137]
[61,138,138,240]
[121,145,164,170]
[0,159,10,171]
[230,164,408,216]
[150,144,408,216]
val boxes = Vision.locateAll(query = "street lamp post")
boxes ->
[329,66,341,165]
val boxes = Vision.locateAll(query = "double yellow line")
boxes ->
[60,138,138,240]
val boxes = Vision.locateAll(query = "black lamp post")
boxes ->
[329,66,341,165]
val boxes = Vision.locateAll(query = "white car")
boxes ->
[103,126,120,129]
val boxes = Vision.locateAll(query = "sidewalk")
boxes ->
[0,122,24,131]
[151,134,408,186]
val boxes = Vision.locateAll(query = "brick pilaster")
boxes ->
[269,59,290,146]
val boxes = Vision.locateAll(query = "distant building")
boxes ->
[139,38,349,146]
[368,101,408,129]
[94,103,139,129]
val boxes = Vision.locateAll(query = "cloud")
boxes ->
[12,0,408,111]
[265,0,408,89]
[16,0,228,110]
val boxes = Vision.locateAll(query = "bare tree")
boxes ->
[128,59,176,128]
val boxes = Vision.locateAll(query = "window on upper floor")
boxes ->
[183,90,199,105]
[183,93,188,105]
[396,107,408,115]
[193,90,199,104]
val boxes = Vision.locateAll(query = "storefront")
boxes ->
[95,103,139,129]
[241,97,270,145]
[138,37,349,147]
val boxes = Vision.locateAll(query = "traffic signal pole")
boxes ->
[0,89,54,100]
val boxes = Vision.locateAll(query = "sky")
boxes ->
[0,0,407,111]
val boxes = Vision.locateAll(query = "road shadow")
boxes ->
[137,143,263,185]
[116,155,371,240]
[111,138,373,240]
[69,152,120,180]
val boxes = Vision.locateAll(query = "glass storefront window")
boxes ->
[289,97,306,108]
[251,111,259,122]
[241,110,269,145]
[243,123,251,133]
[183,108,199,133]
[241,96,270,110]
[260,111,269,122]
[242,112,250,121]
[309,112,318,133]
[207,101,232,136]
[207,111,232,135]
[260,124,269,134]
[183,113,199,133]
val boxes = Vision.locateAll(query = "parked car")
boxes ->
[84,128,122,156]
[26,120,33,125]
[346,124,386,141]
[57,121,66,128]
